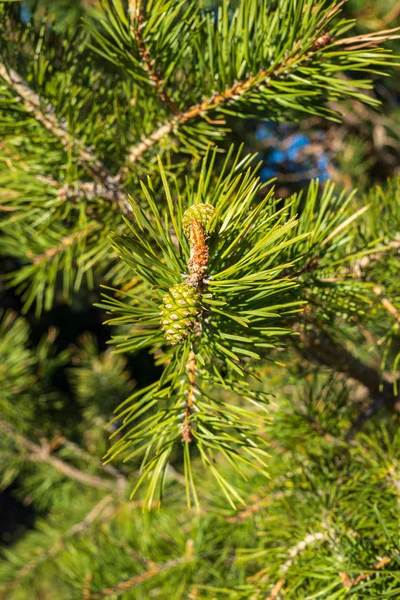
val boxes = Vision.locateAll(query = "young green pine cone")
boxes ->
[182,203,216,238]
[160,283,201,345]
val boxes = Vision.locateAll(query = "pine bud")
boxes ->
[182,203,216,238]
[160,283,201,345]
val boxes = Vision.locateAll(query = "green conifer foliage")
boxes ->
[1,0,400,597]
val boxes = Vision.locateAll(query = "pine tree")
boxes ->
[1,0,400,598]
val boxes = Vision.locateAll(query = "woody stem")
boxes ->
[183,349,197,443]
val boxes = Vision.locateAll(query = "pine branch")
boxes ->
[0,63,131,213]
[297,326,398,440]
[295,236,400,418]
[128,0,179,115]
[124,118,180,165]
[297,325,390,399]
[266,530,329,600]
[0,64,107,181]
[121,18,395,170]
[88,556,191,599]
[9,495,114,589]
[332,242,400,437]
[121,37,323,166]
[0,142,129,212]
[0,420,118,492]
[103,152,385,503]
[29,446,116,492]
[56,181,129,209]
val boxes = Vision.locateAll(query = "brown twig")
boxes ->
[0,420,117,491]
[57,181,130,209]
[183,349,197,443]
[226,497,272,523]
[373,286,400,324]
[381,3,400,26]
[88,557,189,598]
[268,538,391,597]
[29,449,116,490]
[342,247,400,435]
[128,0,179,115]
[226,487,291,523]
[332,26,400,50]
[345,395,387,442]
[336,307,399,439]
[125,117,181,164]
[82,574,94,600]
[29,225,99,265]
[53,435,126,487]
[340,556,392,589]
